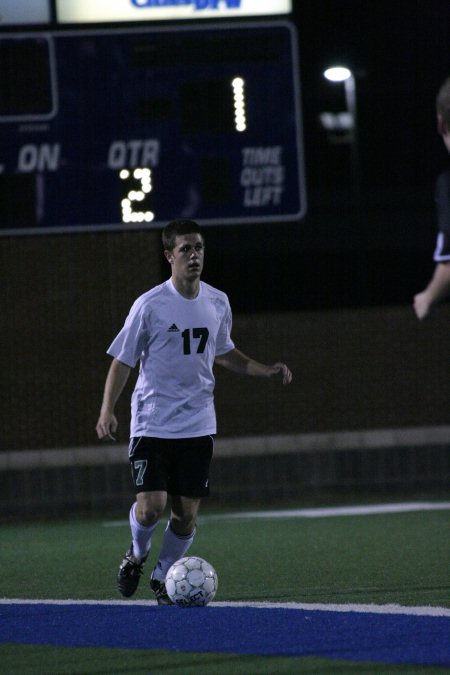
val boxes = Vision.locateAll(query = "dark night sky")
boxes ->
[202,1,450,313]
[293,0,450,188]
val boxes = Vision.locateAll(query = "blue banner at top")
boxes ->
[56,0,291,23]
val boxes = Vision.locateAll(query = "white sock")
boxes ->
[129,502,159,561]
[152,520,196,581]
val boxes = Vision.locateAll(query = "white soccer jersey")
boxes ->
[107,279,235,438]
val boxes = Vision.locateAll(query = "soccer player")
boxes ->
[414,76,450,319]
[95,219,292,603]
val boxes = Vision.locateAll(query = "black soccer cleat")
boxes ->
[117,545,147,598]
[150,575,173,605]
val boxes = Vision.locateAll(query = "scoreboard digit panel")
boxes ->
[0,22,306,235]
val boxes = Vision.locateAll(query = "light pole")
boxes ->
[323,66,366,302]
[323,66,361,216]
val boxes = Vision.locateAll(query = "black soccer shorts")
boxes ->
[128,435,214,498]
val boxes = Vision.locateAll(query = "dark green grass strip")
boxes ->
[1,645,449,675]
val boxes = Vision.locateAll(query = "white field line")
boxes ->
[103,501,450,527]
[0,598,449,617]
[201,501,450,521]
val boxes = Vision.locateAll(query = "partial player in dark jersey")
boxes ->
[414,77,450,319]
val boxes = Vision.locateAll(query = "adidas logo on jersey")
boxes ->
[168,324,180,332]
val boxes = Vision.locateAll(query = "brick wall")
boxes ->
[2,231,450,451]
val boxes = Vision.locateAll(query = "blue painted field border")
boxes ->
[0,601,449,667]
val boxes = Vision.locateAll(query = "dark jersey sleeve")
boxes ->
[433,170,450,261]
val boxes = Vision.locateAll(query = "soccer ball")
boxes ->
[165,556,218,607]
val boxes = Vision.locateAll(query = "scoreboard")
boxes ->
[0,21,306,235]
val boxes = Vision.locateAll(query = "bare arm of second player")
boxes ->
[413,261,450,319]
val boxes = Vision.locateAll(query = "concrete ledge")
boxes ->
[1,425,450,470]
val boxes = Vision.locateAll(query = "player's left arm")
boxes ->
[215,348,292,385]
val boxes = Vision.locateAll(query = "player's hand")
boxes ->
[96,412,118,441]
[413,291,434,320]
[267,362,292,385]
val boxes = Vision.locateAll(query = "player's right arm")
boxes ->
[96,358,131,440]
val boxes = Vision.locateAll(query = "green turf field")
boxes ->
[1,503,449,674]
[1,506,448,606]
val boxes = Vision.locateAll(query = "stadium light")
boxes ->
[323,66,352,83]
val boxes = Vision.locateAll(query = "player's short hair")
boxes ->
[162,219,203,251]
[436,77,450,130]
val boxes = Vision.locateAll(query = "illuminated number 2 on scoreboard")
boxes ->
[119,167,154,223]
